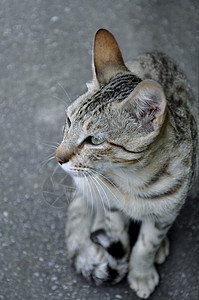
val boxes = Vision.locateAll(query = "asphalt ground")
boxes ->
[0,1,198,299]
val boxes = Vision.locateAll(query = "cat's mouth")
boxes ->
[59,162,90,177]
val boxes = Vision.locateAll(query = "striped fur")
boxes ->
[55,29,198,299]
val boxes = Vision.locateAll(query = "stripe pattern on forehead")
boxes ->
[76,73,142,120]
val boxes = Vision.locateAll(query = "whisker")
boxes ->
[86,172,95,218]
[91,173,113,231]
[83,174,89,212]
[43,143,58,150]
[92,173,111,211]
[50,163,60,180]
[70,167,121,213]
[92,169,118,190]
[45,152,55,160]
[82,175,86,204]
[88,175,101,222]
[91,169,122,207]
[51,95,68,107]
[43,141,60,146]
[89,174,107,217]
[40,155,55,169]
[57,82,72,104]
[50,165,76,206]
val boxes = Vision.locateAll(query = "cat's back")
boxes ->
[127,52,194,105]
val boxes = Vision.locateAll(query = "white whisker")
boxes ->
[52,95,68,107]
[83,173,89,213]
[44,152,55,161]
[40,155,55,168]
[57,82,72,104]
[42,141,60,148]
[81,175,86,204]
[43,143,58,150]
[86,172,95,218]
[50,163,60,180]
[91,173,113,231]
[92,173,111,211]
[89,174,107,217]
[91,169,122,207]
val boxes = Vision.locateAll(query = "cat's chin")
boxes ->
[60,162,70,173]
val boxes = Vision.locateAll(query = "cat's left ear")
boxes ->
[93,29,128,85]
[123,80,167,131]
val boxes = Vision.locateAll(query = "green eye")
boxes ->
[90,136,105,145]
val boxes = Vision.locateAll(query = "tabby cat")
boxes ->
[54,29,198,298]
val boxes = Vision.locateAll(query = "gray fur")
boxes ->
[55,29,198,299]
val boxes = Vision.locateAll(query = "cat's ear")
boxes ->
[123,80,167,131]
[93,29,128,85]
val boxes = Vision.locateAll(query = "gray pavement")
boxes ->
[0,0,199,299]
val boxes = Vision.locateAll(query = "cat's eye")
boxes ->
[90,136,105,145]
[84,136,105,145]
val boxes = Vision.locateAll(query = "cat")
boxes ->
[54,29,198,299]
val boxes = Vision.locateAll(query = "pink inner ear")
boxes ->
[147,96,162,122]
[127,80,167,131]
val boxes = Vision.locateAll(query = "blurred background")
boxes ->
[0,0,198,299]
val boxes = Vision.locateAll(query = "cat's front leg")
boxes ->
[128,219,173,299]
[66,194,130,285]
[66,194,113,285]
[90,208,130,283]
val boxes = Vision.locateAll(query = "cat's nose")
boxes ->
[55,144,71,165]
[55,154,69,165]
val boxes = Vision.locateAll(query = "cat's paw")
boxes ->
[90,229,129,283]
[66,229,129,285]
[66,231,109,284]
[155,236,170,264]
[128,265,159,299]
[72,245,110,285]
[68,242,127,285]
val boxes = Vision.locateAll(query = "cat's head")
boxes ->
[55,29,167,178]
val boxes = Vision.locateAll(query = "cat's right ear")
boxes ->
[93,29,128,85]
[121,80,167,132]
